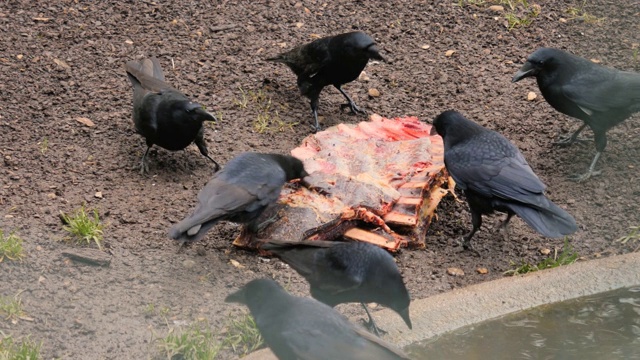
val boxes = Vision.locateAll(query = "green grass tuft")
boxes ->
[60,205,104,250]
[616,225,640,245]
[565,1,604,24]
[221,313,264,356]
[504,238,579,276]
[0,335,41,360]
[0,294,25,322]
[0,230,25,262]
[157,324,221,360]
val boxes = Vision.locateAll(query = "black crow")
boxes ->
[225,278,410,360]
[168,152,308,243]
[262,239,411,336]
[512,47,640,182]
[125,57,219,174]
[430,110,578,251]
[267,31,386,132]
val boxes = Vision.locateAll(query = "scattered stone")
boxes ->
[16,54,23,60]
[295,22,303,28]
[183,259,196,269]
[53,58,70,69]
[447,267,465,276]
[445,50,456,57]
[94,191,103,199]
[559,18,567,23]
[421,45,430,50]
[488,5,504,12]
[75,117,95,127]
[590,58,601,64]
[477,267,488,274]
[47,192,57,199]
[61,249,111,267]
[196,246,207,256]
[540,248,551,255]
[358,71,370,81]
[368,88,380,97]
[527,91,537,101]
[230,259,244,268]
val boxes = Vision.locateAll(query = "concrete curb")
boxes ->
[242,251,640,359]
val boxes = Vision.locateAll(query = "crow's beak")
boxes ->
[512,61,538,82]
[196,108,217,122]
[368,45,388,63]
[398,306,412,329]
[429,125,438,136]
[225,288,246,304]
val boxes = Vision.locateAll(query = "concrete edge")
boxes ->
[242,251,640,359]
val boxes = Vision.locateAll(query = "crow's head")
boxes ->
[512,47,563,82]
[172,100,217,123]
[344,31,387,62]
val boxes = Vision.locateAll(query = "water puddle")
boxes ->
[406,286,640,359]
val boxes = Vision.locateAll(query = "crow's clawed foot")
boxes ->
[340,102,367,116]
[204,155,220,172]
[553,135,590,147]
[460,238,481,256]
[133,159,149,175]
[362,318,388,338]
[569,169,602,183]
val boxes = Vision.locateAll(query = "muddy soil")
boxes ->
[1,0,639,359]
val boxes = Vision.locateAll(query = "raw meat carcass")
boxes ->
[233,114,452,251]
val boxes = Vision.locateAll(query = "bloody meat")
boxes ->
[233,114,452,251]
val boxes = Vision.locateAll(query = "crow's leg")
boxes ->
[195,129,220,172]
[498,212,515,241]
[134,146,152,175]
[462,209,482,256]
[310,96,321,133]
[336,85,366,115]
[570,151,602,182]
[360,302,387,337]
[554,123,588,147]
[251,212,282,233]
[570,131,605,182]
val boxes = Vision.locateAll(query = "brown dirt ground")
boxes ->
[1,0,639,359]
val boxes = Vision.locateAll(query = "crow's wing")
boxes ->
[170,179,257,234]
[125,58,174,93]
[446,133,546,204]
[562,68,640,115]
[297,38,332,79]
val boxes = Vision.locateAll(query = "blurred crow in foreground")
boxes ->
[513,47,640,182]
[262,239,411,336]
[225,278,410,360]
[430,110,577,251]
[267,31,386,132]
[125,57,219,174]
[169,152,307,243]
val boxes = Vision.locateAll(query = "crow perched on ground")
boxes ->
[168,152,308,243]
[262,239,411,337]
[512,47,640,182]
[225,278,410,360]
[125,57,219,174]
[267,31,386,132]
[430,110,578,251]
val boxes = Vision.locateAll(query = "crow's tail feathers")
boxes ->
[265,55,286,63]
[509,200,578,238]
[168,218,221,243]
